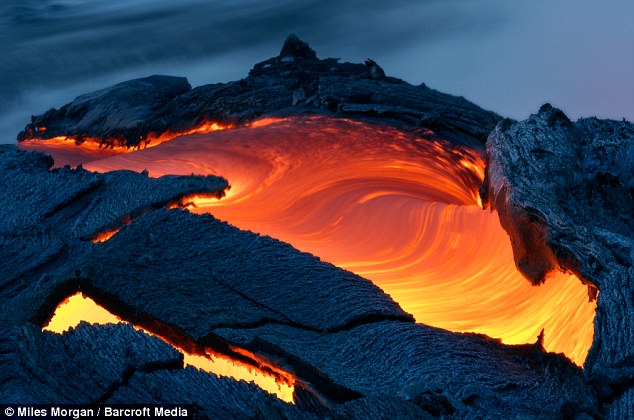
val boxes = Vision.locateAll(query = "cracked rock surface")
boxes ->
[1,323,311,419]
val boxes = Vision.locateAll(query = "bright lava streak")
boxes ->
[32,116,595,366]
[44,293,295,403]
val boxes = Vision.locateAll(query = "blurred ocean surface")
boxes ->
[1,0,633,142]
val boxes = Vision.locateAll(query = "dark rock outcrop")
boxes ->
[0,323,182,404]
[216,321,597,418]
[482,104,634,288]
[18,35,501,148]
[482,104,634,417]
[17,76,191,146]
[0,145,227,238]
[0,145,599,418]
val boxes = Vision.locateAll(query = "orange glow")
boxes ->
[18,120,232,168]
[165,192,230,210]
[44,293,295,402]
[19,137,128,168]
[144,121,232,146]
[243,117,289,128]
[91,228,120,243]
[60,116,594,366]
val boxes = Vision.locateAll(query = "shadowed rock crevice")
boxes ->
[33,277,362,407]
[95,351,184,404]
[1,323,313,418]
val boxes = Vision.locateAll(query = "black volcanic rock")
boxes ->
[482,104,634,417]
[81,209,412,336]
[0,323,181,404]
[0,145,601,418]
[482,104,634,288]
[1,323,312,418]
[215,321,597,418]
[107,368,314,420]
[279,34,318,61]
[0,145,227,328]
[18,35,501,148]
[17,76,191,145]
[0,145,227,238]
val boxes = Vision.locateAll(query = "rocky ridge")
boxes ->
[18,35,501,149]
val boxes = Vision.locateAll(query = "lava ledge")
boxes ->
[482,104,634,417]
[19,35,501,148]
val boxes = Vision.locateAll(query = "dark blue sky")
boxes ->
[1,0,633,142]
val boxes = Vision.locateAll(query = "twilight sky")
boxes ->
[1,0,633,142]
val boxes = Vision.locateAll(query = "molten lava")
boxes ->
[29,116,596,366]
[91,228,121,243]
[19,120,232,168]
[44,293,295,402]
[19,137,128,168]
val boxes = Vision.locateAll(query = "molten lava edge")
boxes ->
[24,116,596,366]
[44,293,296,403]
[18,120,239,168]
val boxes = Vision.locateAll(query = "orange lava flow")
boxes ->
[43,293,295,402]
[46,116,595,366]
[91,228,121,243]
[19,137,129,168]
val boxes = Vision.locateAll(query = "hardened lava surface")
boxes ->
[483,104,634,417]
[0,144,598,417]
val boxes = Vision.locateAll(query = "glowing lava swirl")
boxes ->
[29,116,595,366]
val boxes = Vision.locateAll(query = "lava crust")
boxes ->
[18,35,501,149]
[482,104,634,416]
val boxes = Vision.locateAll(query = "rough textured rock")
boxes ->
[0,323,181,404]
[108,368,314,420]
[0,145,227,237]
[0,144,227,327]
[81,209,412,336]
[215,321,597,419]
[1,323,310,419]
[585,267,634,417]
[0,144,600,417]
[482,104,634,288]
[482,104,634,418]
[17,75,191,146]
[18,35,501,148]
